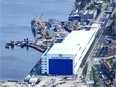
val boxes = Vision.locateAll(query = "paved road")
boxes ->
[107,8,116,26]
[85,6,107,80]
[97,8,115,45]
[75,68,83,82]
[85,3,116,82]
[76,2,110,82]
[95,3,108,23]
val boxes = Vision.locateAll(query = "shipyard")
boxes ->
[1,0,116,87]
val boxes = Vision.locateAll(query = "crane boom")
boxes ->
[36,16,46,29]
[36,16,47,38]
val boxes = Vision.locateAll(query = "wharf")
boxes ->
[5,41,46,53]
[29,44,46,53]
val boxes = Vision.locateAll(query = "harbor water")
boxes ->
[0,0,73,80]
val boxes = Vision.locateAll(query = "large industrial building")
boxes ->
[41,24,99,75]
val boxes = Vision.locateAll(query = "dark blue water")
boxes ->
[0,0,73,80]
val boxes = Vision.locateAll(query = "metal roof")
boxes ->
[47,29,96,55]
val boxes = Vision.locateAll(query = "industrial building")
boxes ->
[69,9,97,22]
[81,10,97,21]
[41,24,99,75]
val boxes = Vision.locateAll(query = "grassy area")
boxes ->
[113,62,116,69]
[94,77,100,83]
[92,66,96,75]
[106,57,115,69]
[91,66,101,86]
[82,62,88,79]
[106,58,113,64]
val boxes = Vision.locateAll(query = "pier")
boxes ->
[5,41,46,53]
[29,44,46,53]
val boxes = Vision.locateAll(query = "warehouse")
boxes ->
[41,24,98,75]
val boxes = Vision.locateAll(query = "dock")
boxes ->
[29,44,46,53]
[5,41,46,53]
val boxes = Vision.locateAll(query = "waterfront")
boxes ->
[0,0,73,80]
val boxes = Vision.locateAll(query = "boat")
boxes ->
[31,17,63,39]
[31,18,38,38]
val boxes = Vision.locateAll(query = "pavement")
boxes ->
[107,8,116,26]
[56,82,88,87]
[95,3,108,23]
[0,81,28,87]
[34,76,62,87]
[85,59,92,81]
[75,68,83,82]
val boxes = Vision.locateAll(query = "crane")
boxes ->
[36,16,47,38]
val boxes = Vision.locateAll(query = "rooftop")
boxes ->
[101,59,112,69]
[47,30,96,55]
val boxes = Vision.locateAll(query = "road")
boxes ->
[85,9,106,82]
[97,8,115,46]
[107,8,116,26]
[85,3,116,82]
[75,2,110,82]
[95,3,108,23]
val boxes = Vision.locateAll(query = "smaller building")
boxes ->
[108,40,116,56]
[96,0,103,5]
[105,7,114,14]
[81,10,97,22]
[86,80,94,85]
[100,59,112,71]
[113,78,116,87]
[90,0,97,3]
[29,76,39,84]
[69,10,97,22]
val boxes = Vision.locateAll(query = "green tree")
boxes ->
[90,4,96,10]
[95,77,100,82]
[107,0,111,2]
[92,66,96,75]
[81,1,86,8]
[82,62,88,77]
[112,19,116,26]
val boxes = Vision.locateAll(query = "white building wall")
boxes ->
[41,55,47,74]
[41,47,51,74]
